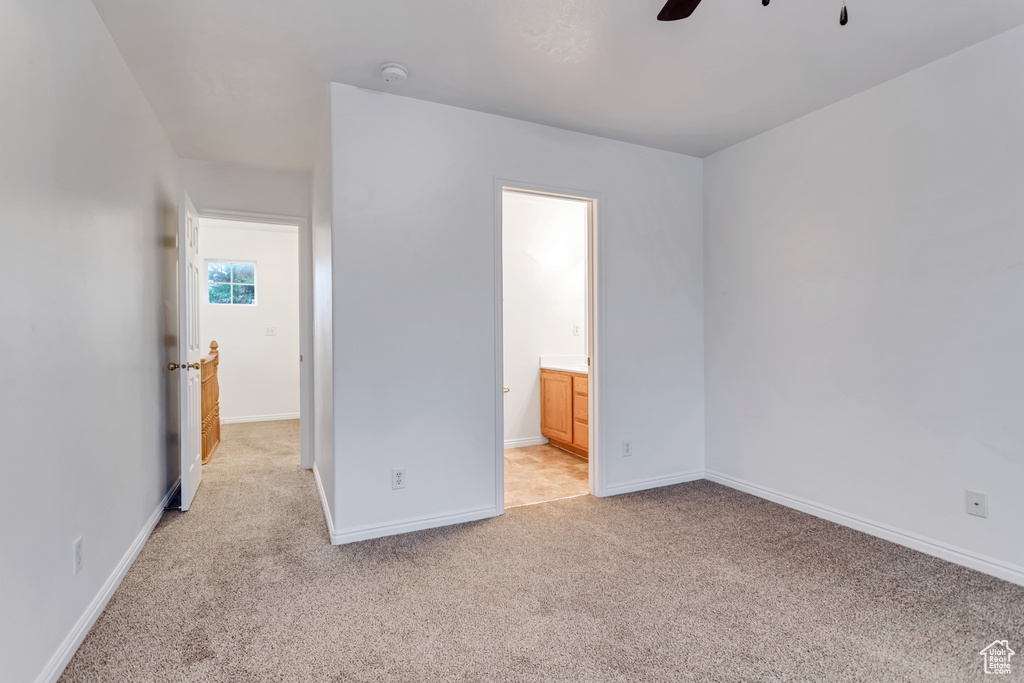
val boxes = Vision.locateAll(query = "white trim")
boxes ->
[705,470,1024,588]
[503,436,549,449]
[37,479,180,683]
[312,462,337,542]
[330,505,500,545]
[220,413,300,424]
[506,492,589,509]
[495,180,604,504]
[197,216,298,234]
[604,470,704,497]
[195,208,305,227]
[586,193,603,497]
[493,179,505,512]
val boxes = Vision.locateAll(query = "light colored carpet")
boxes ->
[61,420,1024,682]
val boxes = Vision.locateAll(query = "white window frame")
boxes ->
[205,259,259,306]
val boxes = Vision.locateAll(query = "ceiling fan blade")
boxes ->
[657,0,703,21]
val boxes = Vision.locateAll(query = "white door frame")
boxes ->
[192,208,315,470]
[494,179,605,509]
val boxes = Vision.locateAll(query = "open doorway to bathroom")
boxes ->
[501,188,594,508]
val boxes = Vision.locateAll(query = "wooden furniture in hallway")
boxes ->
[540,368,588,458]
[200,341,221,465]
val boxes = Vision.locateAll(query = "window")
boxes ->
[207,262,256,305]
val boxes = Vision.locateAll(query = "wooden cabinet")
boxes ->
[572,374,588,452]
[541,368,589,458]
[540,370,573,443]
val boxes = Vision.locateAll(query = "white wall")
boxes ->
[325,83,704,542]
[198,219,300,422]
[311,98,335,519]
[0,1,179,681]
[179,158,311,220]
[502,191,588,446]
[704,25,1024,583]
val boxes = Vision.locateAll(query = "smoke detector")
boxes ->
[380,63,408,84]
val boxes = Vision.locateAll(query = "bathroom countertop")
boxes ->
[540,362,589,374]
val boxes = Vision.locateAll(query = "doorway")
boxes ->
[498,185,599,508]
[176,205,314,511]
[175,194,311,509]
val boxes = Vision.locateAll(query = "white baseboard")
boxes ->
[312,462,337,542]
[37,478,180,683]
[221,412,300,424]
[311,461,499,545]
[705,470,1024,588]
[603,470,704,497]
[503,436,549,449]
[330,505,500,545]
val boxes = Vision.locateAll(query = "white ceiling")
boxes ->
[92,0,1024,170]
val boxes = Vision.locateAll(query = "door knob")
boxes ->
[188,362,201,370]
[167,363,182,371]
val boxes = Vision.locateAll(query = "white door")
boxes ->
[179,192,203,510]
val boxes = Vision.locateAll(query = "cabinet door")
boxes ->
[540,370,573,443]
[572,376,588,421]
[572,374,589,450]
[573,419,589,450]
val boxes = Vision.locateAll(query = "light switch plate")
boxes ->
[966,491,988,518]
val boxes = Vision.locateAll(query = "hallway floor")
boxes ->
[504,443,589,508]
[60,421,1024,682]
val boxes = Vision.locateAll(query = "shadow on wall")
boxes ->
[159,187,180,490]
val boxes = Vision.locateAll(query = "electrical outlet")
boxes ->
[72,537,82,576]
[622,440,632,457]
[265,327,276,336]
[392,468,406,490]
[573,324,581,336]
[966,491,988,518]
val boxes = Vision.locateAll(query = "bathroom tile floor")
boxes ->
[504,443,589,508]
